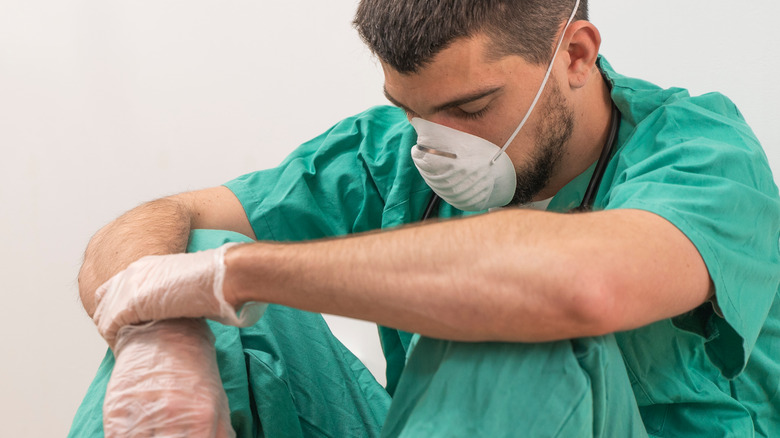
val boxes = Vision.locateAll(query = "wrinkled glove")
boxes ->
[93,243,266,348]
[104,318,235,438]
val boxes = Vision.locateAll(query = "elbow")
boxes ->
[567,270,622,338]
[78,260,98,319]
[78,228,108,319]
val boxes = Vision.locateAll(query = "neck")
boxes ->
[532,67,614,202]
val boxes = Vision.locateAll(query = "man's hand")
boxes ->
[93,244,265,348]
[103,319,235,438]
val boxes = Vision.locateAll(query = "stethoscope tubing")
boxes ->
[574,102,621,212]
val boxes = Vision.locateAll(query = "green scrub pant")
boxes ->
[69,230,648,437]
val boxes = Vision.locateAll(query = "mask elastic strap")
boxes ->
[491,0,581,164]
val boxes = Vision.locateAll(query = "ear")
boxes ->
[562,21,601,89]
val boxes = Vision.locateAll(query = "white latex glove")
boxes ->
[93,243,266,348]
[104,318,235,438]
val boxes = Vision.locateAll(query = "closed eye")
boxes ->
[456,105,491,121]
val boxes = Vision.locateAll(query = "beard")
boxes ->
[508,77,574,206]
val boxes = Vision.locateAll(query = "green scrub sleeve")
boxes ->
[602,92,780,379]
[223,106,423,242]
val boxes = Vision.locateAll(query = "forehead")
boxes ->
[381,35,536,111]
[382,35,496,91]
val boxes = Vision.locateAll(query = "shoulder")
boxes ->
[600,57,771,187]
[601,56,750,140]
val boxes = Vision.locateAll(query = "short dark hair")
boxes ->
[354,0,588,74]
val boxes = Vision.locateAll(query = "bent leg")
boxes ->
[382,335,648,438]
[69,229,390,438]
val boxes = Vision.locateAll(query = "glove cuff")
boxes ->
[211,242,268,327]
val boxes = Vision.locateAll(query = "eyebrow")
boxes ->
[383,86,503,115]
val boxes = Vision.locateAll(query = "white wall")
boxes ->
[1,1,777,436]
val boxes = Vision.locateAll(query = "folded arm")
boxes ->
[223,208,713,342]
[78,185,253,318]
[79,186,255,436]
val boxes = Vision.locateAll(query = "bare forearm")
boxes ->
[79,197,192,317]
[225,210,606,342]
[224,208,711,342]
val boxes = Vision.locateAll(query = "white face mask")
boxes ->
[410,0,580,211]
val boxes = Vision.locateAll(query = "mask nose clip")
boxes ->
[416,144,458,159]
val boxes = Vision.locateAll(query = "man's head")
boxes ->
[354,0,588,74]
[355,0,605,205]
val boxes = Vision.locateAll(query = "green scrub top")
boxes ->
[224,57,780,436]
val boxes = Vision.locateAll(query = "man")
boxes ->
[70,0,780,437]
